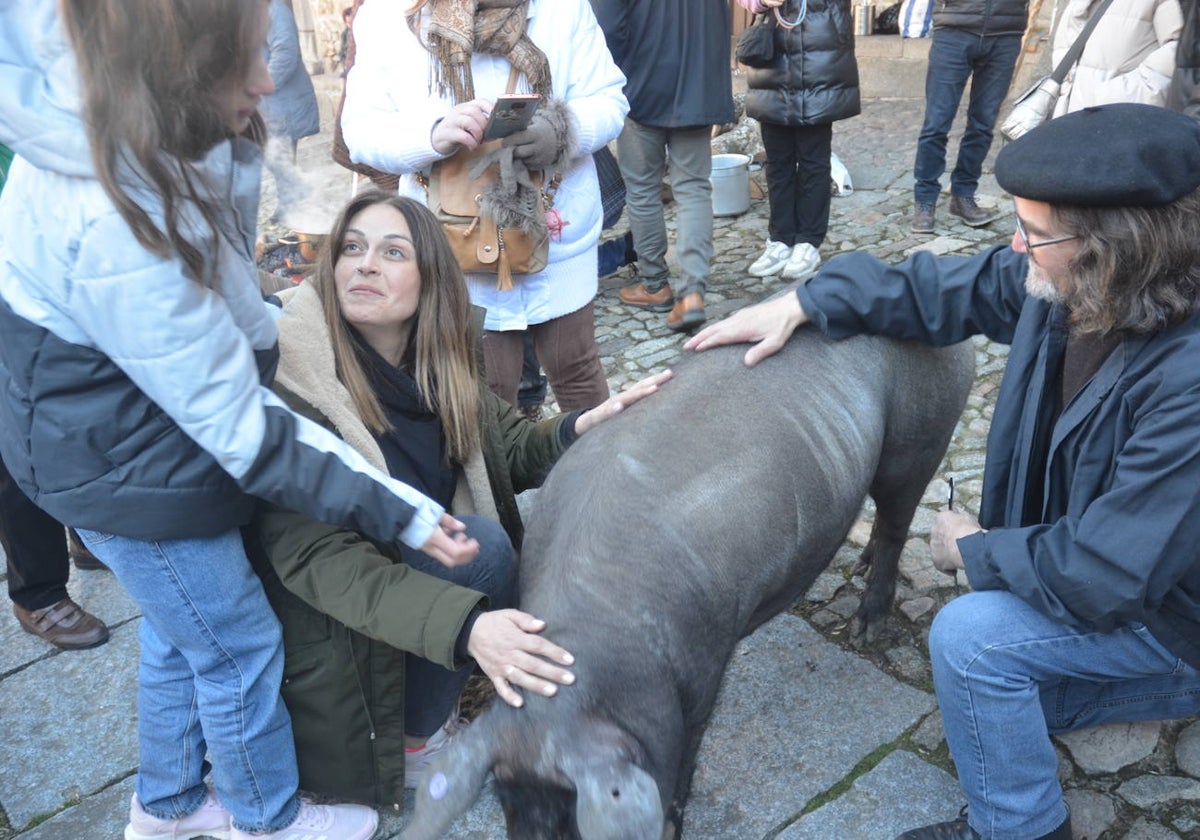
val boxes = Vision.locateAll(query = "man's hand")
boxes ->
[420,514,481,568]
[683,292,808,366]
[930,510,984,576]
[468,610,576,708]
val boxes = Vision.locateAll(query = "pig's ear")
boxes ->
[400,712,497,840]
[560,748,664,840]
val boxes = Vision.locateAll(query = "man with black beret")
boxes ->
[686,103,1200,840]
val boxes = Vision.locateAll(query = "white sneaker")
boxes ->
[404,715,468,789]
[230,799,377,840]
[125,789,231,840]
[748,240,791,277]
[780,242,821,281]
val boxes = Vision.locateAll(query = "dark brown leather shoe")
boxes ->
[666,292,706,333]
[911,202,936,234]
[67,527,109,571]
[948,195,999,227]
[14,598,109,650]
[619,282,674,312]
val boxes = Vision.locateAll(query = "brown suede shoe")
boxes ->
[666,292,706,333]
[618,282,674,312]
[67,527,109,571]
[14,598,110,650]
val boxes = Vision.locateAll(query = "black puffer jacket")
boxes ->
[744,0,862,127]
[933,0,1029,37]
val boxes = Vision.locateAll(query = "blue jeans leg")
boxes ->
[914,28,976,206]
[930,591,1200,840]
[400,515,516,737]
[77,528,301,834]
[950,34,1021,198]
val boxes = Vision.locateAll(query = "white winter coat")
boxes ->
[1051,0,1183,115]
[340,0,628,331]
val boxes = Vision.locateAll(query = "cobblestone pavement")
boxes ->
[1,90,1197,839]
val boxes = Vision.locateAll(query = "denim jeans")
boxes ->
[913,29,1022,206]
[399,514,516,738]
[930,591,1200,840]
[76,528,301,833]
[616,118,714,297]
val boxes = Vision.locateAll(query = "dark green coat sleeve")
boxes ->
[252,386,485,670]
[254,503,486,670]
[482,388,570,494]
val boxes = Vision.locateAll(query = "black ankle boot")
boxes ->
[1036,814,1072,840]
[896,807,980,839]
[896,807,1072,840]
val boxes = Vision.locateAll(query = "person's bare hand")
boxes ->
[573,370,673,436]
[430,99,493,155]
[467,610,575,708]
[930,510,983,576]
[683,293,808,366]
[419,514,480,568]
[761,0,785,7]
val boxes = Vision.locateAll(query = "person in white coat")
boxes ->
[341,0,628,412]
[1051,0,1183,115]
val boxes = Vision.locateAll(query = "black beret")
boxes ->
[995,103,1200,207]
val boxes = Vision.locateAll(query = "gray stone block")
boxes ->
[777,749,962,838]
[682,615,934,839]
[0,623,139,829]
[1056,721,1161,774]
[1177,719,1200,779]
[16,777,136,840]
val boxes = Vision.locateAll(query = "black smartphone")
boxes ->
[482,94,541,141]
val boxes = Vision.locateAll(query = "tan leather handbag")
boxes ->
[425,139,550,292]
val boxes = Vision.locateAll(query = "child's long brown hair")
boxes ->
[59,0,268,285]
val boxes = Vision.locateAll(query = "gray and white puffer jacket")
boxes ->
[0,0,443,548]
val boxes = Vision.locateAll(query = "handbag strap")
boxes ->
[775,0,808,29]
[1050,0,1118,83]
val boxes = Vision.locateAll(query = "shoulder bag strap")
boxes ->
[1051,0,1119,83]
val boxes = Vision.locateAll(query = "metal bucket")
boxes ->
[710,153,751,217]
[853,2,875,35]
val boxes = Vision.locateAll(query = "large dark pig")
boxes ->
[402,329,974,840]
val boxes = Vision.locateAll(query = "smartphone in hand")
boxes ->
[482,94,540,141]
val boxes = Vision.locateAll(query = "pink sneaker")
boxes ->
[125,789,231,840]
[229,799,378,840]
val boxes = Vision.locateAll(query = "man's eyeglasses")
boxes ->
[1014,210,1079,251]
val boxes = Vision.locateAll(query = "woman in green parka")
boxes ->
[244,191,669,811]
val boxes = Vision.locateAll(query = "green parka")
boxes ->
[243,280,573,810]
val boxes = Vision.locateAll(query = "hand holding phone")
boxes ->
[483,94,541,141]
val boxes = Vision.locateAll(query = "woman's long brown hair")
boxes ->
[314,192,483,464]
[59,0,267,285]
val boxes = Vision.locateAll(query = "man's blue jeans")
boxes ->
[77,528,301,834]
[913,28,1022,206]
[930,591,1200,840]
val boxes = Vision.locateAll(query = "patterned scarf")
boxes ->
[408,0,552,103]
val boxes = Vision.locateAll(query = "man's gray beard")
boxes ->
[1025,264,1067,304]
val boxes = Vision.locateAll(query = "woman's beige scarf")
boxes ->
[409,0,552,102]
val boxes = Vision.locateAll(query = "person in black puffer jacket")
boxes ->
[738,0,861,283]
[910,0,1030,234]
